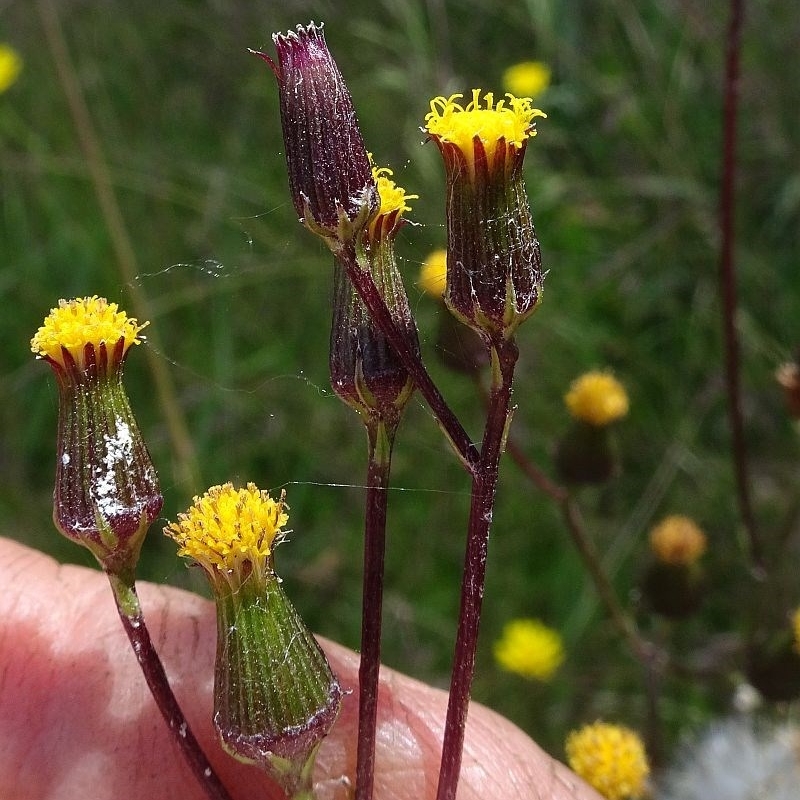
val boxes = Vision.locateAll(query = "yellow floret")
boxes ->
[566,721,650,800]
[372,164,418,217]
[565,371,629,426]
[0,44,23,93]
[418,249,448,298]
[493,618,565,681]
[649,515,707,565]
[165,483,288,579]
[502,61,551,100]
[425,89,546,163]
[30,296,148,370]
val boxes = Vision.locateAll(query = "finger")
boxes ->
[0,538,598,800]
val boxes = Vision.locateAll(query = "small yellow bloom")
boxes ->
[791,608,800,655]
[424,89,546,173]
[372,163,417,218]
[418,249,447,299]
[566,721,650,800]
[649,515,707,565]
[0,44,22,93]
[502,61,551,99]
[165,483,288,583]
[565,371,629,426]
[494,618,565,681]
[30,296,148,371]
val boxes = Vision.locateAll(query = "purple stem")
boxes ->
[719,0,763,571]
[355,422,395,800]
[107,574,233,800]
[435,339,518,800]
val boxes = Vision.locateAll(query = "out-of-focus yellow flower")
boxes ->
[792,608,800,655]
[493,618,565,681]
[418,249,448,299]
[0,44,22,93]
[565,371,629,426]
[566,721,650,800]
[649,515,707,565]
[502,61,551,99]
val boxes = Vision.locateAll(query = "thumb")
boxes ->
[0,537,598,800]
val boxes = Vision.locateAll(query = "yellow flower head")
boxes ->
[0,44,23,93]
[791,608,800,655]
[424,89,546,173]
[566,721,650,800]
[494,618,565,681]
[31,296,148,372]
[165,483,289,584]
[565,370,629,426]
[502,61,551,99]
[418,249,448,299]
[649,515,707,566]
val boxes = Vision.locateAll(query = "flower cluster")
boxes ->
[565,371,629,426]
[494,618,564,681]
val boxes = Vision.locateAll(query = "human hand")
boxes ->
[0,537,600,800]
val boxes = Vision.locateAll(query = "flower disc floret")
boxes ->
[424,89,546,163]
[494,618,564,681]
[649,515,707,565]
[565,371,629,426]
[31,296,148,371]
[372,164,417,218]
[566,721,650,800]
[166,483,288,580]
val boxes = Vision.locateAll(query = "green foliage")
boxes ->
[2,0,798,763]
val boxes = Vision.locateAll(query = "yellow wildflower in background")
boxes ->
[0,44,22,93]
[418,249,448,298]
[31,296,148,371]
[502,61,551,99]
[566,721,650,800]
[494,618,565,681]
[792,608,800,655]
[649,515,707,566]
[165,482,288,585]
[565,370,629,426]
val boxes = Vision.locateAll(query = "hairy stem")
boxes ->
[106,572,233,800]
[436,338,518,800]
[355,421,395,800]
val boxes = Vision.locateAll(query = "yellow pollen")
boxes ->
[565,721,650,800]
[30,296,148,370]
[424,89,546,161]
[649,515,707,566]
[165,483,288,577]
[564,370,629,426]
[418,249,448,298]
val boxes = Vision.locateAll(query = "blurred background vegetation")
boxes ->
[2,0,798,770]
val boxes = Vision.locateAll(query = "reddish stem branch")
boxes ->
[435,339,518,800]
[107,575,233,800]
[719,0,763,572]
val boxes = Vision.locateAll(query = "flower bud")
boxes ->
[424,90,546,340]
[165,483,341,797]
[253,22,377,250]
[329,163,418,425]
[31,297,162,576]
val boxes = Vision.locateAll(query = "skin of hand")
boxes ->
[0,537,600,800]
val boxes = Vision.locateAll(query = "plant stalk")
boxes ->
[435,338,518,800]
[355,421,396,800]
[718,0,762,573]
[106,572,233,800]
